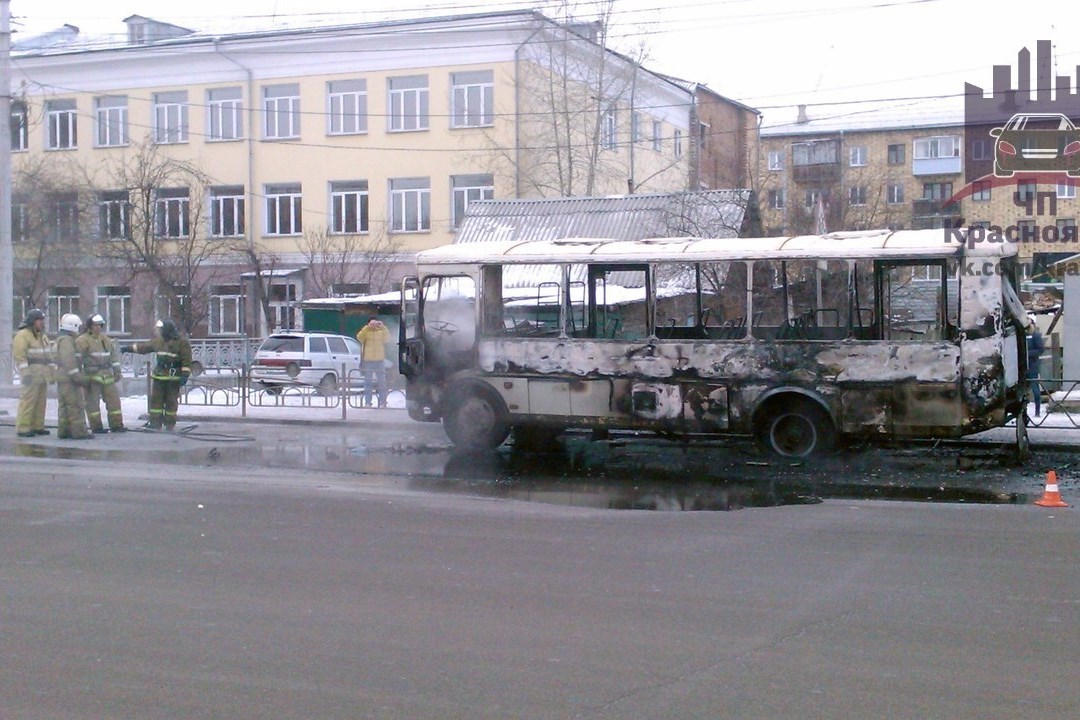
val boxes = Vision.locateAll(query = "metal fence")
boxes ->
[122,337,262,377]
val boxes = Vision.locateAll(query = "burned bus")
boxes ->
[398,229,1029,458]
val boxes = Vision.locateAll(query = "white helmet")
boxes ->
[59,313,82,334]
[88,314,105,326]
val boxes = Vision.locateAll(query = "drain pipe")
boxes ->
[213,38,261,334]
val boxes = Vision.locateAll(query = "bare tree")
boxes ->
[298,224,404,299]
[83,137,236,335]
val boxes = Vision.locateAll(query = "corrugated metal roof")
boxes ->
[454,190,753,246]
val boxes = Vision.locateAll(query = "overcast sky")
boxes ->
[14,0,1080,126]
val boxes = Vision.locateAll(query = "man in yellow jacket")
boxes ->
[356,317,391,408]
[12,308,53,437]
[77,314,127,433]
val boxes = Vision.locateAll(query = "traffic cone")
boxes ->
[1034,470,1069,508]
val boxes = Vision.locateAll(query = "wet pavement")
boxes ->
[0,417,1070,511]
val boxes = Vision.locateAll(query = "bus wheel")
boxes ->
[444,391,511,451]
[513,424,563,451]
[756,399,836,459]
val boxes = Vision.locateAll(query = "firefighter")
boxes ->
[55,313,93,440]
[77,314,127,433]
[12,308,53,437]
[120,319,192,431]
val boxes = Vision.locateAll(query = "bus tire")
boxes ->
[755,397,836,459]
[443,388,511,451]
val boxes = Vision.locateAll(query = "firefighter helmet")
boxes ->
[157,318,179,340]
[59,313,82,334]
[87,313,106,327]
[18,308,45,329]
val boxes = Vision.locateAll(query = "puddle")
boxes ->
[0,432,1034,511]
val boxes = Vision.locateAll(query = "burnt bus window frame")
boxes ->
[585,263,652,340]
[873,258,953,343]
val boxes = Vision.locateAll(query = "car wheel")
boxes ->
[443,390,510,451]
[755,398,836,459]
[317,374,339,397]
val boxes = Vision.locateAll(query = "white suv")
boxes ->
[251,332,362,395]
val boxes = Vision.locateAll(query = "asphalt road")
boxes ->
[1,456,1077,720]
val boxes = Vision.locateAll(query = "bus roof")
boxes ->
[415,228,1016,265]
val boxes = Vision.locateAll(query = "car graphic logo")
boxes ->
[989,113,1080,178]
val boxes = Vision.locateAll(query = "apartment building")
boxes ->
[10,11,753,337]
[754,100,1080,278]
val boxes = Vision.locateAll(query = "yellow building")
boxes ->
[754,100,1080,280]
[11,11,743,337]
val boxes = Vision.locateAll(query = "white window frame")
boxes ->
[450,71,494,128]
[95,96,128,147]
[98,191,130,240]
[849,186,867,206]
[886,184,904,205]
[601,106,617,151]
[913,135,961,160]
[1057,182,1077,199]
[972,180,992,202]
[767,151,784,171]
[849,146,867,167]
[389,178,431,233]
[207,87,244,142]
[210,286,245,336]
[48,193,79,242]
[673,129,683,158]
[210,187,246,238]
[153,92,189,144]
[328,79,368,135]
[96,286,131,335]
[47,287,80,333]
[769,188,785,210]
[451,174,494,229]
[651,120,662,151]
[46,100,77,150]
[263,84,301,140]
[11,102,28,151]
[388,76,429,132]
[330,181,370,234]
[265,184,303,236]
[154,188,190,239]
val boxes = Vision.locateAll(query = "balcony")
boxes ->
[792,162,841,185]
[913,198,960,217]
[913,156,963,176]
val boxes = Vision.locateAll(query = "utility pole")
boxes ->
[0,0,14,385]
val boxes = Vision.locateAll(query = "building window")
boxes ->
[887,143,905,165]
[767,151,784,171]
[914,136,961,159]
[98,190,130,240]
[972,180,992,201]
[1016,181,1037,203]
[792,141,838,166]
[451,174,494,229]
[631,112,643,144]
[673,128,683,158]
[1056,218,1077,236]
[95,96,128,147]
[210,286,245,335]
[269,282,300,331]
[804,189,822,209]
[601,106,617,151]
[388,75,429,132]
[153,91,189,144]
[328,79,367,135]
[1057,182,1077,199]
[887,184,904,205]
[768,188,785,210]
[207,87,244,141]
[210,186,246,238]
[96,286,131,335]
[330,181,369,234]
[849,146,867,167]
[923,182,953,200]
[12,196,29,242]
[156,285,190,324]
[154,188,190,239]
[263,83,301,139]
[265,184,302,236]
[46,99,77,149]
[389,177,430,233]
[47,287,80,333]
[12,101,28,151]
[849,186,867,206]
[451,70,493,128]
[651,120,662,151]
[971,139,992,161]
[47,192,79,242]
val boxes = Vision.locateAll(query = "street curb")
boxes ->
[169,411,425,431]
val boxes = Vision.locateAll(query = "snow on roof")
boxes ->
[760,96,966,137]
